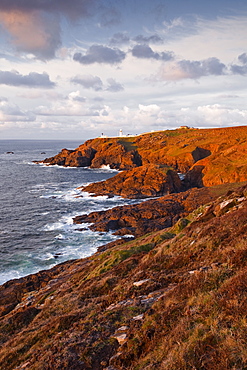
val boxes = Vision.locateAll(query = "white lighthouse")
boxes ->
[119,129,123,137]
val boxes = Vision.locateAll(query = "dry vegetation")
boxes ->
[0,183,247,369]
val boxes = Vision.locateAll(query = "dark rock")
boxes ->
[74,187,216,237]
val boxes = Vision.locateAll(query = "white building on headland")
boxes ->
[119,129,123,137]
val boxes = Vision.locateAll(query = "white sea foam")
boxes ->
[99,164,119,172]
[55,234,65,240]
[0,271,22,286]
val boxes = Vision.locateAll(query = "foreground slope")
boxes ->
[0,183,247,369]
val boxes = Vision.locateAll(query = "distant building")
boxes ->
[119,129,123,137]
[179,126,190,129]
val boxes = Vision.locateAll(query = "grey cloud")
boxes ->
[133,34,163,44]
[178,57,226,78]
[110,33,163,47]
[231,53,247,75]
[238,53,247,64]
[0,99,35,120]
[73,45,126,65]
[101,109,109,116]
[93,97,104,102]
[71,74,124,93]
[0,70,55,88]
[0,0,95,19]
[71,75,103,91]
[131,44,173,61]
[231,64,247,75]
[106,78,124,92]
[110,33,130,46]
[70,95,86,103]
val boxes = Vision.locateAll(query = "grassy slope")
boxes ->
[0,183,247,369]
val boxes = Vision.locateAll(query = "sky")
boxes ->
[0,0,246,140]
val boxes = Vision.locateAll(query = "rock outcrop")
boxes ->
[80,165,182,198]
[73,186,221,237]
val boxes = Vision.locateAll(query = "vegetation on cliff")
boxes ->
[0,182,247,369]
[2,126,247,369]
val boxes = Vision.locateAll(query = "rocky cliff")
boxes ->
[80,165,182,198]
[1,182,247,369]
[39,126,247,193]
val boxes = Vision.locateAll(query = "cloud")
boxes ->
[131,44,174,61]
[138,104,161,115]
[0,70,55,88]
[0,0,95,19]
[71,75,103,91]
[0,98,35,122]
[133,34,163,44]
[197,104,247,126]
[110,32,130,46]
[0,0,96,59]
[0,10,61,59]
[73,45,126,65]
[106,78,124,92]
[178,57,226,79]
[35,91,102,117]
[238,53,247,64]
[157,57,227,81]
[71,74,124,93]
[110,33,163,47]
[68,91,86,103]
[231,53,247,75]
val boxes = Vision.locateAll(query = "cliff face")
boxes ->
[1,183,247,369]
[80,165,182,198]
[39,126,247,192]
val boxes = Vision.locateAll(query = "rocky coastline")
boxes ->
[2,126,247,369]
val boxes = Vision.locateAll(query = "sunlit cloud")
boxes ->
[0,10,61,59]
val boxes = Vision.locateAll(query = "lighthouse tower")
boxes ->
[119,129,123,137]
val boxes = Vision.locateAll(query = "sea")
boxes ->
[0,140,137,286]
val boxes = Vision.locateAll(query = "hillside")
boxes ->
[2,126,247,369]
[39,126,247,195]
[0,182,247,369]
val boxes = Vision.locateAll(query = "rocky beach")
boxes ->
[1,126,247,370]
